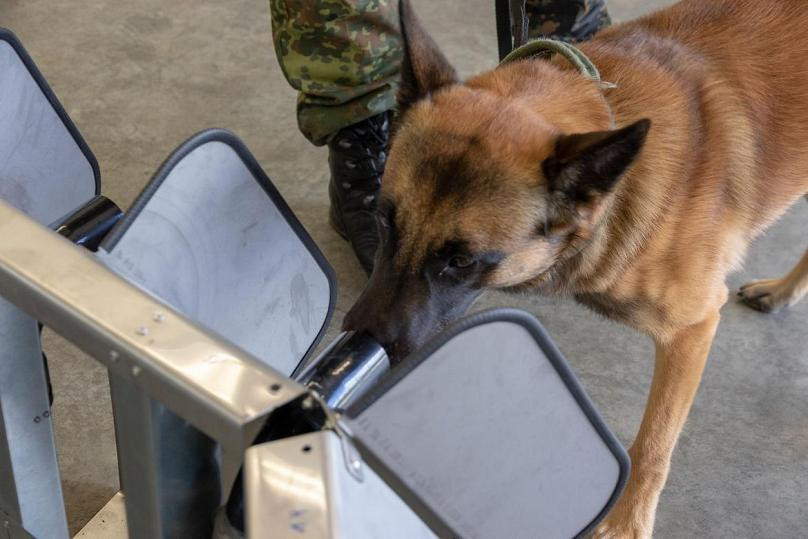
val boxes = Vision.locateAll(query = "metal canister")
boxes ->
[295,331,389,411]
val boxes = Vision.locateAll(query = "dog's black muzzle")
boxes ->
[344,256,480,362]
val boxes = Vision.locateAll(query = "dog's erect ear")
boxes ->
[543,119,651,203]
[398,0,458,114]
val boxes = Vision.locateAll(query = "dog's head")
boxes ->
[344,0,650,360]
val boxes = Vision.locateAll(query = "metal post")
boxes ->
[0,301,68,539]
[495,0,529,60]
[496,0,513,60]
[110,376,223,538]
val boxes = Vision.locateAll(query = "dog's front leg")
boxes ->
[594,310,721,538]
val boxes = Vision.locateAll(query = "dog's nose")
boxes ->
[343,296,418,363]
[343,303,395,349]
[343,263,432,362]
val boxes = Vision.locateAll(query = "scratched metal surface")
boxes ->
[98,140,331,376]
[0,39,95,225]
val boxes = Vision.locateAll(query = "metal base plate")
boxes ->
[75,492,127,539]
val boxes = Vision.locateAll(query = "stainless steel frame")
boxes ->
[94,128,337,538]
[0,200,308,536]
[0,200,305,449]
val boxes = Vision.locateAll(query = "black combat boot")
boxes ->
[524,0,611,43]
[328,112,390,275]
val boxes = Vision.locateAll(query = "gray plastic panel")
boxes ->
[0,299,67,538]
[0,30,98,225]
[346,309,628,539]
[0,27,95,539]
[99,130,334,375]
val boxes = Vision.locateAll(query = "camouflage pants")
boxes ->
[270,0,610,145]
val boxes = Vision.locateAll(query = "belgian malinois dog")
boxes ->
[344,0,808,535]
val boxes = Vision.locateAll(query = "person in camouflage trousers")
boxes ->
[269,0,610,273]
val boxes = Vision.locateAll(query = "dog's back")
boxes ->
[514,0,808,321]
[586,0,808,231]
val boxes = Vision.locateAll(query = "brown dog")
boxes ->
[344,0,808,536]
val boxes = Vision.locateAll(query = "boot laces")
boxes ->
[332,114,389,207]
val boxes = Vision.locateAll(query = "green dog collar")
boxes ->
[501,38,615,89]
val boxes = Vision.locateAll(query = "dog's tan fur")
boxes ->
[345,1,808,535]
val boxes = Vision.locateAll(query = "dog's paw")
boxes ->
[591,516,650,539]
[589,486,655,539]
[590,517,651,539]
[738,278,793,313]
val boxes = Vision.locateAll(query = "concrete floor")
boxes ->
[4,0,807,536]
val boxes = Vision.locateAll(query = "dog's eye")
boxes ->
[449,255,475,269]
[376,213,390,229]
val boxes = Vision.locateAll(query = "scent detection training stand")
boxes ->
[0,17,627,539]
